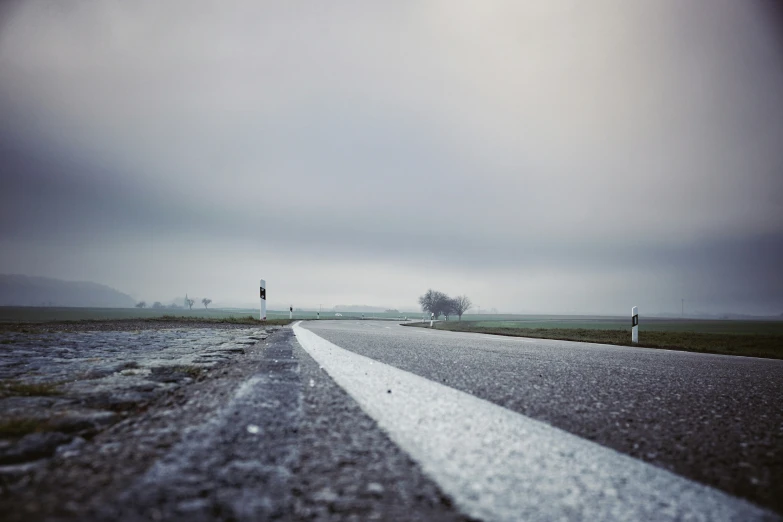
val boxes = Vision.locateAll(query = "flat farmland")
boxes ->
[0,306,262,323]
[0,307,415,324]
[456,315,783,335]
[408,315,783,360]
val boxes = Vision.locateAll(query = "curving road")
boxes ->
[301,320,783,516]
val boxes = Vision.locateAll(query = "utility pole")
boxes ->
[682,299,684,317]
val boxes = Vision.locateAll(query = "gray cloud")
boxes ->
[1,0,782,314]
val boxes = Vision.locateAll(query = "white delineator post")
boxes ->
[289,306,293,320]
[430,312,434,328]
[632,306,639,343]
[259,279,266,321]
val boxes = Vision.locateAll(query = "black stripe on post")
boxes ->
[260,288,266,300]
[632,314,638,327]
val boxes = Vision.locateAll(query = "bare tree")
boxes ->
[202,298,212,309]
[453,295,472,321]
[442,298,458,321]
[418,289,453,319]
[152,301,164,309]
[135,301,146,309]
[185,294,195,310]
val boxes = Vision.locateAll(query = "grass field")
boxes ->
[0,306,415,324]
[0,306,263,323]
[454,316,783,335]
[407,318,783,360]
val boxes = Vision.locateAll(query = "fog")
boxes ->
[1,0,782,315]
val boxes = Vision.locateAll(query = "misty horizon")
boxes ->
[1,273,779,319]
[1,1,782,316]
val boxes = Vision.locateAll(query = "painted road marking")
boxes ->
[293,322,773,522]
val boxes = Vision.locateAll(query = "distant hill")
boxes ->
[0,274,136,308]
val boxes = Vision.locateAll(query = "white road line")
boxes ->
[293,323,774,522]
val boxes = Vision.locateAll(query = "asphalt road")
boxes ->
[90,327,472,522]
[302,320,783,515]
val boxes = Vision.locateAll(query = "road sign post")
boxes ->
[632,306,639,343]
[430,312,434,328]
[259,279,266,321]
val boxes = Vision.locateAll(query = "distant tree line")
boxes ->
[134,301,186,310]
[418,289,472,321]
[134,293,211,310]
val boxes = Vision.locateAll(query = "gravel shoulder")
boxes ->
[0,321,277,521]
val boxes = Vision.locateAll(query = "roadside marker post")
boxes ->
[259,279,266,321]
[290,306,293,320]
[632,306,639,343]
[430,312,434,328]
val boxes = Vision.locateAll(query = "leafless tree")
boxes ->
[135,301,146,309]
[453,295,472,321]
[418,289,453,319]
[202,298,212,309]
[185,295,195,310]
[442,298,460,321]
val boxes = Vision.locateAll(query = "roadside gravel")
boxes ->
[0,322,276,521]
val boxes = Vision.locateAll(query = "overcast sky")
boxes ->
[1,0,782,315]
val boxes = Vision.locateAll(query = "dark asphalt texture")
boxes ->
[303,320,783,514]
[95,328,470,521]
[99,329,303,521]
[291,332,472,521]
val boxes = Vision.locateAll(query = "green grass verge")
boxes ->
[463,318,783,335]
[0,418,52,438]
[0,381,63,398]
[406,322,783,360]
[146,315,293,326]
[173,365,207,379]
[0,315,294,332]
